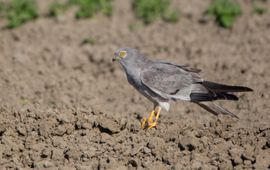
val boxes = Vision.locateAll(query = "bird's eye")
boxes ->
[119,50,127,58]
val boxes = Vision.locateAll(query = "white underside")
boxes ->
[158,102,170,111]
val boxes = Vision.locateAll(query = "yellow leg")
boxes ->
[141,110,155,129]
[141,106,162,129]
[148,106,161,129]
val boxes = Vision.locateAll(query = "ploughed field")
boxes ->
[0,0,269,169]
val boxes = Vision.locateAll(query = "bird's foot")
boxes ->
[147,121,157,129]
[141,118,147,129]
[141,110,158,129]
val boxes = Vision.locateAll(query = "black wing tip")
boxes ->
[190,93,212,102]
[203,81,253,92]
[233,86,253,92]
[190,92,239,102]
[226,94,239,101]
[242,86,253,92]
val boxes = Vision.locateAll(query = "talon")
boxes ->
[141,106,161,129]
[141,110,155,129]
[147,110,155,124]
[148,121,157,129]
[141,118,147,129]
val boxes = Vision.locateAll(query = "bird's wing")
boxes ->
[155,60,202,73]
[140,62,203,101]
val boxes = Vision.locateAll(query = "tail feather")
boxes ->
[216,92,239,100]
[203,81,253,93]
[196,102,239,119]
[190,92,238,101]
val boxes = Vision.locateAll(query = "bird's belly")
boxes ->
[127,76,170,111]
[128,76,168,103]
[128,77,152,99]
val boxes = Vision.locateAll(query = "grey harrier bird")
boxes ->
[112,47,253,129]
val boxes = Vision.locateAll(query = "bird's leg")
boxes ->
[141,110,155,129]
[148,106,161,129]
[141,106,161,129]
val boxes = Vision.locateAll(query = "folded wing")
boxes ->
[140,61,253,118]
[140,62,202,101]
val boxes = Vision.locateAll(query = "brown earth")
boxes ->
[0,0,270,169]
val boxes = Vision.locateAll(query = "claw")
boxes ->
[141,117,147,129]
[148,121,157,129]
[141,106,161,129]
[141,110,155,129]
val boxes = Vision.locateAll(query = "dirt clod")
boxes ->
[95,115,121,134]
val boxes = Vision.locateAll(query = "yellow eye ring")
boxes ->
[119,50,127,58]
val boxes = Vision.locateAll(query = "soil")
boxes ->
[0,0,269,169]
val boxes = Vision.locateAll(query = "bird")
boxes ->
[112,47,253,129]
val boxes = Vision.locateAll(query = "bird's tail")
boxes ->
[196,101,239,119]
[202,81,253,93]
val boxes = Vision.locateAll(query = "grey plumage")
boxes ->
[113,47,253,119]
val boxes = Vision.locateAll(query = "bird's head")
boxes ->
[112,47,149,72]
[112,47,139,64]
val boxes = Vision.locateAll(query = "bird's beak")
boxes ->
[112,55,120,62]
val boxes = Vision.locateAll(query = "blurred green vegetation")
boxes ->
[49,0,112,18]
[80,37,96,45]
[1,0,38,29]
[0,0,267,29]
[253,5,267,15]
[133,0,180,24]
[49,2,69,17]
[69,0,112,18]
[0,2,3,13]
[206,0,241,28]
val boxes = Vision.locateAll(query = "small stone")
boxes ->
[96,115,121,134]
[56,113,70,123]
[130,148,137,156]
[75,121,83,130]
[82,122,92,129]
[120,118,127,127]
[64,148,81,161]
[41,148,51,158]
[218,159,233,170]
[229,148,243,165]
[54,125,66,136]
[147,142,155,149]
[51,148,63,160]
[194,129,205,138]
[26,111,37,119]
[142,147,151,154]
[16,124,27,136]
[128,159,138,167]
[65,124,74,135]
[52,136,66,148]
[32,160,54,169]
[43,160,54,168]
[178,134,198,151]
[244,160,252,166]
[242,145,255,162]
